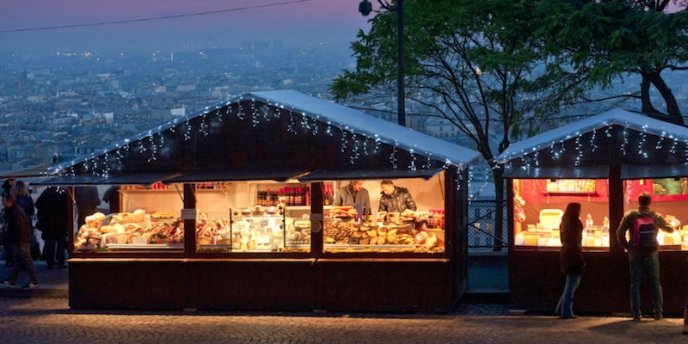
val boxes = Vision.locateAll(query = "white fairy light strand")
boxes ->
[340,128,348,153]
[45,97,466,179]
[408,148,417,171]
[574,133,583,166]
[390,142,398,169]
[656,131,665,149]
[638,124,648,158]
[287,111,297,134]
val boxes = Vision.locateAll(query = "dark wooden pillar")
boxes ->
[506,179,514,249]
[67,186,76,254]
[310,182,323,256]
[183,183,196,255]
[608,164,624,255]
[444,167,457,262]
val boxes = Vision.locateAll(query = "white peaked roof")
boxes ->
[248,90,481,166]
[497,108,688,163]
[49,89,480,174]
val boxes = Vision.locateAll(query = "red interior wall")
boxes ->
[515,179,610,230]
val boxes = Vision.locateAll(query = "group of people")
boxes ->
[556,193,674,321]
[333,180,417,215]
[1,179,45,289]
[0,179,111,290]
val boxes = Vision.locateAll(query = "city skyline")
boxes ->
[0,0,371,52]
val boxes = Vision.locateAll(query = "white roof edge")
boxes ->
[49,90,482,174]
[497,108,688,163]
[247,89,481,165]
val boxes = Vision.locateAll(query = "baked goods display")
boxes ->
[76,210,184,251]
[286,219,311,248]
[324,207,445,253]
[195,213,231,246]
[332,206,357,219]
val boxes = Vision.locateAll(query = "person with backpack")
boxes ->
[555,202,585,319]
[616,192,674,321]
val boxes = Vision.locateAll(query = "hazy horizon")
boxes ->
[0,0,371,53]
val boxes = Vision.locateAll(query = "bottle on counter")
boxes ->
[293,187,298,206]
[586,214,594,231]
[602,216,610,231]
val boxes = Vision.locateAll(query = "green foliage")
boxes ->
[332,0,574,160]
[539,0,688,122]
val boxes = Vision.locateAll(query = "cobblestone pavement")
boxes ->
[0,298,685,344]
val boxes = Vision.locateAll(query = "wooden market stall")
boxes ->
[497,108,688,314]
[37,90,481,312]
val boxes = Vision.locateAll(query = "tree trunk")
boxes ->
[645,70,684,125]
[492,166,505,252]
[640,75,660,115]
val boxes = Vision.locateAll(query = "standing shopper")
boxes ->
[1,179,16,266]
[11,181,35,219]
[36,187,69,269]
[11,181,39,260]
[616,193,674,321]
[0,194,39,289]
[102,185,120,214]
[75,186,100,229]
[555,202,585,319]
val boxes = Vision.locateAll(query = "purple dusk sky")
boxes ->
[0,0,373,52]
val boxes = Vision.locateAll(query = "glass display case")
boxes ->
[194,181,311,253]
[623,179,688,251]
[323,177,446,254]
[512,179,610,250]
[73,176,447,255]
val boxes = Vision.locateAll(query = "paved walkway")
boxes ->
[0,298,684,344]
[0,261,68,298]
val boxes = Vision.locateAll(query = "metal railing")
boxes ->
[468,200,508,250]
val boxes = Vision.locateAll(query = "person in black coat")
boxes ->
[75,186,100,229]
[36,187,69,269]
[1,179,15,266]
[555,202,585,319]
[379,180,417,213]
[102,186,120,214]
[1,194,39,289]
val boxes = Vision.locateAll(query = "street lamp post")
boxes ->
[359,0,405,127]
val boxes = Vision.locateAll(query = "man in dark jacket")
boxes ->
[36,187,69,269]
[333,181,371,216]
[1,194,39,289]
[378,180,417,213]
[102,185,120,214]
[616,193,673,321]
[75,186,100,229]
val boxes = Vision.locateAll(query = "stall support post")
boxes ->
[67,186,76,255]
[444,167,457,262]
[183,183,196,255]
[454,167,469,297]
[506,179,514,250]
[608,164,624,255]
[310,182,323,257]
